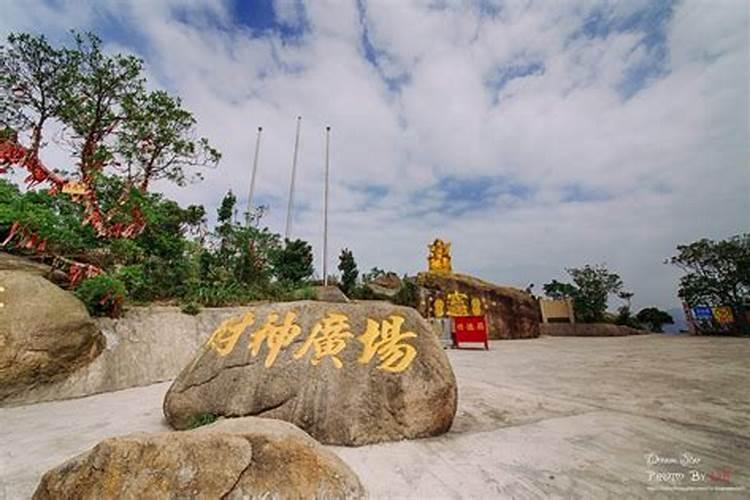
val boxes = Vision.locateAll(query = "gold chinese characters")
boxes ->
[204,310,419,373]
[430,292,485,318]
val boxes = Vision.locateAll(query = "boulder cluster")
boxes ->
[2,256,458,498]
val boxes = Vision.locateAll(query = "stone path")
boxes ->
[2,335,749,498]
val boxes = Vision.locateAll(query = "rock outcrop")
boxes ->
[1,306,261,407]
[0,271,104,401]
[415,272,540,339]
[366,272,403,298]
[33,417,365,499]
[313,285,350,303]
[163,300,457,445]
[0,252,68,287]
[541,323,647,337]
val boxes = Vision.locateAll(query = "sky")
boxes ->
[1,0,748,315]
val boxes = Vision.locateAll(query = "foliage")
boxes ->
[393,279,418,308]
[614,306,639,328]
[565,264,623,323]
[1,31,220,185]
[337,248,358,296]
[636,307,674,332]
[669,235,749,307]
[289,285,316,301]
[542,279,577,300]
[188,412,217,429]
[670,234,749,334]
[0,179,98,254]
[362,266,386,283]
[272,238,314,286]
[0,31,219,242]
[180,302,201,316]
[75,274,126,318]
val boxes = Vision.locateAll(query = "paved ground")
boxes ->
[1,335,749,499]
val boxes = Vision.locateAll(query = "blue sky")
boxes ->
[1,0,748,312]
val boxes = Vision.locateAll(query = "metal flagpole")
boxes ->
[285,116,302,241]
[246,126,262,226]
[323,126,331,286]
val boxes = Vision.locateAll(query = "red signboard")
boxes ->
[452,316,489,350]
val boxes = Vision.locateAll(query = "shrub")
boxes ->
[180,302,201,316]
[75,275,127,318]
[188,412,217,429]
[393,280,418,308]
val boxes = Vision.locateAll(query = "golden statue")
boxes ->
[428,239,452,273]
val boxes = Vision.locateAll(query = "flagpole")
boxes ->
[246,126,262,226]
[323,126,330,286]
[285,116,302,241]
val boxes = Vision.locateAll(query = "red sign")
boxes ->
[452,316,489,350]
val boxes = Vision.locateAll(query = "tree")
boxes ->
[0,31,219,244]
[338,248,358,296]
[566,264,623,323]
[542,279,577,300]
[669,234,750,334]
[272,239,314,286]
[636,307,674,333]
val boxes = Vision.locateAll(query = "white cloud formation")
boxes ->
[1,0,748,314]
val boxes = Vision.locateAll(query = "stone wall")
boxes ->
[1,306,256,407]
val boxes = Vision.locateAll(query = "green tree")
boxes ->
[636,307,674,333]
[0,31,219,242]
[566,264,624,323]
[542,279,577,299]
[337,248,358,296]
[272,239,314,286]
[669,234,749,334]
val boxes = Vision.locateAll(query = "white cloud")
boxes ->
[1,0,748,313]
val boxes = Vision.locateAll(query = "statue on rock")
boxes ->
[428,239,452,273]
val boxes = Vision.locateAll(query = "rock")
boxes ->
[366,272,403,298]
[0,252,69,287]
[0,271,104,401]
[33,416,366,499]
[541,323,647,337]
[164,300,457,445]
[313,285,350,303]
[414,272,540,340]
[1,306,260,407]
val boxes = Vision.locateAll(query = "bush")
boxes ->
[180,302,201,316]
[289,285,316,301]
[75,275,127,318]
[188,412,217,429]
[393,280,418,307]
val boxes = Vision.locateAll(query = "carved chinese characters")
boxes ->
[164,301,457,445]
[203,308,419,373]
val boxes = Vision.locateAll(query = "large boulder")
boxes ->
[0,271,104,401]
[415,272,540,339]
[164,300,457,445]
[0,252,69,287]
[33,417,365,499]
